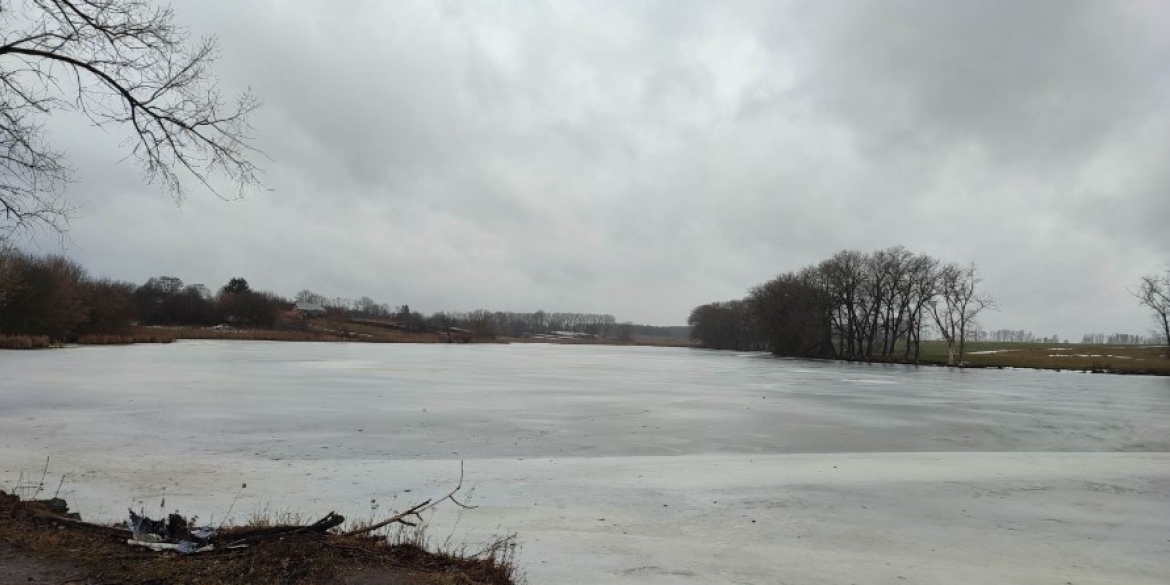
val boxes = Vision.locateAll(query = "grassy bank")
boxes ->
[912,340,1170,375]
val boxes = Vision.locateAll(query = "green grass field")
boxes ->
[914,340,1170,375]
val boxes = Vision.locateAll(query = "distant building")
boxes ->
[293,301,326,318]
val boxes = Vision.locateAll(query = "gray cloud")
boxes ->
[20,0,1170,338]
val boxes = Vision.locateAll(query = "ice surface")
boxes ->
[1,342,1168,583]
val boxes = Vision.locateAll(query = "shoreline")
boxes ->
[4,330,1165,376]
[0,324,697,350]
[0,491,518,585]
[815,354,1170,377]
[7,453,1166,585]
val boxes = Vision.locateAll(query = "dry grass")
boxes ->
[0,335,53,349]
[0,332,177,348]
[145,321,446,344]
[0,490,521,585]
[915,341,1170,375]
[167,327,347,342]
[77,331,178,345]
[314,320,447,343]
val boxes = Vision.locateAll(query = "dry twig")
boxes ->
[344,461,475,537]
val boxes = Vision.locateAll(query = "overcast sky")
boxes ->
[20,0,1170,337]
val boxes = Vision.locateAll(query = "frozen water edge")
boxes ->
[4,451,1168,584]
[2,341,1169,583]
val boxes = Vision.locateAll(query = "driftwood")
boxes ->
[31,513,134,539]
[345,461,475,536]
[221,512,346,547]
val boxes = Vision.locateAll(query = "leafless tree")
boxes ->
[928,263,995,365]
[1133,269,1170,351]
[295,289,326,305]
[901,253,939,361]
[356,296,384,317]
[431,311,457,342]
[818,250,866,359]
[0,0,261,236]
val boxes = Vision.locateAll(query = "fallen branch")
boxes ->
[220,511,346,548]
[31,514,133,539]
[126,539,214,554]
[344,461,475,537]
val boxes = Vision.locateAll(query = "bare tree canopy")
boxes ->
[1133,270,1170,352]
[928,263,996,366]
[0,0,261,236]
[689,247,997,364]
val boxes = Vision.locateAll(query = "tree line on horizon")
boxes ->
[293,288,635,340]
[0,248,291,341]
[0,247,646,343]
[689,247,994,365]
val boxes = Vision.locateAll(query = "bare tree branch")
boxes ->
[1132,270,1170,353]
[344,462,476,537]
[0,0,263,236]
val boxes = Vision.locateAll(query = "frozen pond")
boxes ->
[1,341,1168,583]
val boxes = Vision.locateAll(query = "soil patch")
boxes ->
[0,492,518,585]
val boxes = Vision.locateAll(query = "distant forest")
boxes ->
[689,247,993,365]
[0,247,668,344]
[0,248,298,342]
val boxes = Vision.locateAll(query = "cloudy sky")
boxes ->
[19,0,1170,337]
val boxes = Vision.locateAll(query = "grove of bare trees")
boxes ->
[0,0,261,236]
[689,247,994,365]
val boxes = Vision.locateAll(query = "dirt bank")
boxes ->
[0,492,518,585]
